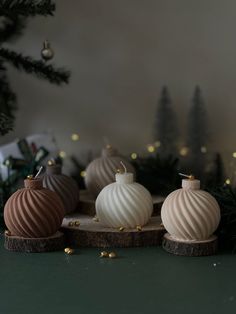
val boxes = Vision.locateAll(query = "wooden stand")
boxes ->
[4,231,65,253]
[162,233,218,256]
[78,190,165,216]
[62,214,165,248]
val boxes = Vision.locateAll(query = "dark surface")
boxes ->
[0,235,236,314]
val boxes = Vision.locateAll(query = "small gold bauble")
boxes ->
[189,174,195,180]
[27,175,34,180]
[64,247,70,253]
[109,252,117,259]
[136,225,142,231]
[41,40,54,61]
[119,227,124,232]
[100,251,109,258]
[4,230,11,236]
[93,216,99,222]
[74,220,80,226]
[68,221,74,227]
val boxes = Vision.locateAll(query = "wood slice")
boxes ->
[77,190,165,216]
[61,214,165,248]
[4,231,65,253]
[162,233,218,256]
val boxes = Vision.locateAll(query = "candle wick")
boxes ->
[179,173,195,180]
[120,161,127,173]
[35,166,44,178]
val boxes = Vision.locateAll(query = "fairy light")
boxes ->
[179,147,188,157]
[232,152,236,158]
[80,170,86,178]
[59,151,67,159]
[131,153,138,160]
[154,141,161,148]
[71,133,80,141]
[225,179,231,185]
[147,145,155,153]
[201,146,207,153]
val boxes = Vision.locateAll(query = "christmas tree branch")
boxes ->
[0,65,17,118]
[0,0,55,17]
[0,17,26,43]
[0,48,70,85]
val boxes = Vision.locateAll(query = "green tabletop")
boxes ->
[1,235,235,314]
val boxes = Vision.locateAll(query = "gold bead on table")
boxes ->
[27,175,34,180]
[100,251,109,258]
[119,227,125,232]
[65,248,74,255]
[68,221,74,227]
[93,216,99,222]
[109,252,117,259]
[4,230,11,236]
[74,220,80,226]
[136,225,142,232]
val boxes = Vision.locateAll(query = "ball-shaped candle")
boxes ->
[96,162,153,228]
[161,175,221,241]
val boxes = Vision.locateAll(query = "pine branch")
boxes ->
[0,17,26,43]
[0,65,17,118]
[0,48,70,85]
[0,112,13,135]
[0,0,55,18]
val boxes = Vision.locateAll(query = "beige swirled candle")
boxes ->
[85,145,135,197]
[96,162,153,228]
[161,176,221,241]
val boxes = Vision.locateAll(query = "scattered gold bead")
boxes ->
[93,216,99,222]
[109,252,117,259]
[136,225,142,231]
[66,248,74,255]
[4,230,11,236]
[68,221,74,227]
[119,227,124,232]
[189,174,195,180]
[100,251,109,258]
[27,175,34,180]
[64,247,70,253]
[74,220,80,226]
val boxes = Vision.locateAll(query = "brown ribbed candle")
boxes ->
[4,178,65,238]
[42,164,79,213]
[85,145,136,197]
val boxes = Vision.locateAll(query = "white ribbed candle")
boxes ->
[96,171,153,228]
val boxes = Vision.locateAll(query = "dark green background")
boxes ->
[1,236,235,314]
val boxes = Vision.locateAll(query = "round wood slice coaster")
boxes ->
[61,214,165,248]
[162,233,218,256]
[4,231,65,253]
[77,190,165,216]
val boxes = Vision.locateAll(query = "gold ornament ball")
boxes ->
[100,251,109,258]
[74,220,80,226]
[109,252,117,259]
[119,227,124,232]
[41,40,54,61]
